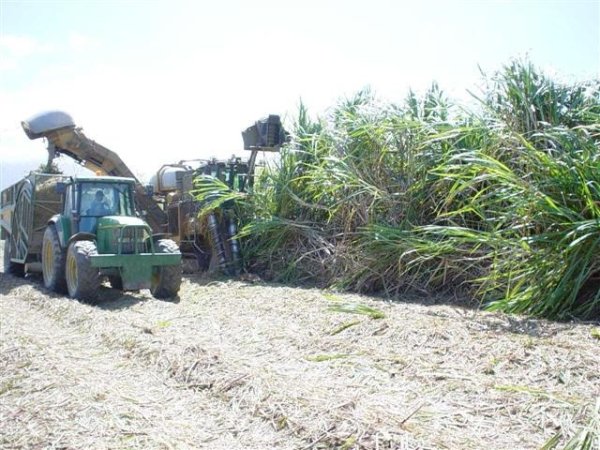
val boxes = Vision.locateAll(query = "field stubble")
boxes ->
[0,245,598,449]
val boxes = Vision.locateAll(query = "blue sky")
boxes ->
[1,0,598,187]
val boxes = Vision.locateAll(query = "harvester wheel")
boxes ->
[65,240,101,303]
[3,236,25,277]
[42,226,66,292]
[150,239,182,299]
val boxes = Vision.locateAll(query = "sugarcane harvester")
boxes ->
[150,115,287,274]
[13,110,287,276]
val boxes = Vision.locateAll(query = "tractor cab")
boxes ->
[62,177,137,234]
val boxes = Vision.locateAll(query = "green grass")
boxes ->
[305,353,350,362]
[493,384,577,405]
[327,303,386,320]
[329,320,361,335]
[540,399,599,450]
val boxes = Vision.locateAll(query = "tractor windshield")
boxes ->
[80,182,135,217]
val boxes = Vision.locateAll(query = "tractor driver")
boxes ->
[88,190,111,216]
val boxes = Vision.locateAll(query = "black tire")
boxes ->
[42,226,67,292]
[150,239,182,299]
[3,237,25,277]
[108,275,123,290]
[65,240,101,303]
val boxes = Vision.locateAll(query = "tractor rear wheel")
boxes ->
[42,226,66,292]
[3,236,25,277]
[66,240,101,303]
[150,239,182,299]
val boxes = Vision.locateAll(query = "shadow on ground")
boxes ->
[226,273,600,336]
[0,271,151,310]
[3,267,598,334]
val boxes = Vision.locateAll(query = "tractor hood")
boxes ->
[96,216,153,255]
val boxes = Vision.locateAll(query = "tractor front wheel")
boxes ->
[42,226,66,292]
[150,239,182,299]
[66,240,101,303]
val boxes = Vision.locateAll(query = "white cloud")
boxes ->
[0,57,17,72]
[68,32,99,52]
[0,34,55,73]
[0,58,288,183]
[0,34,53,57]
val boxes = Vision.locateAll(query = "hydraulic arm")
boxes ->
[22,112,167,233]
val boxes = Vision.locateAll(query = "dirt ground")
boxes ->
[1,245,599,449]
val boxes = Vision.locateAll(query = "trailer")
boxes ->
[1,173,67,276]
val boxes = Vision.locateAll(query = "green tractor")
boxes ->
[2,173,181,302]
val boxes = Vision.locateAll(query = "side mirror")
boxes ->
[56,182,66,194]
